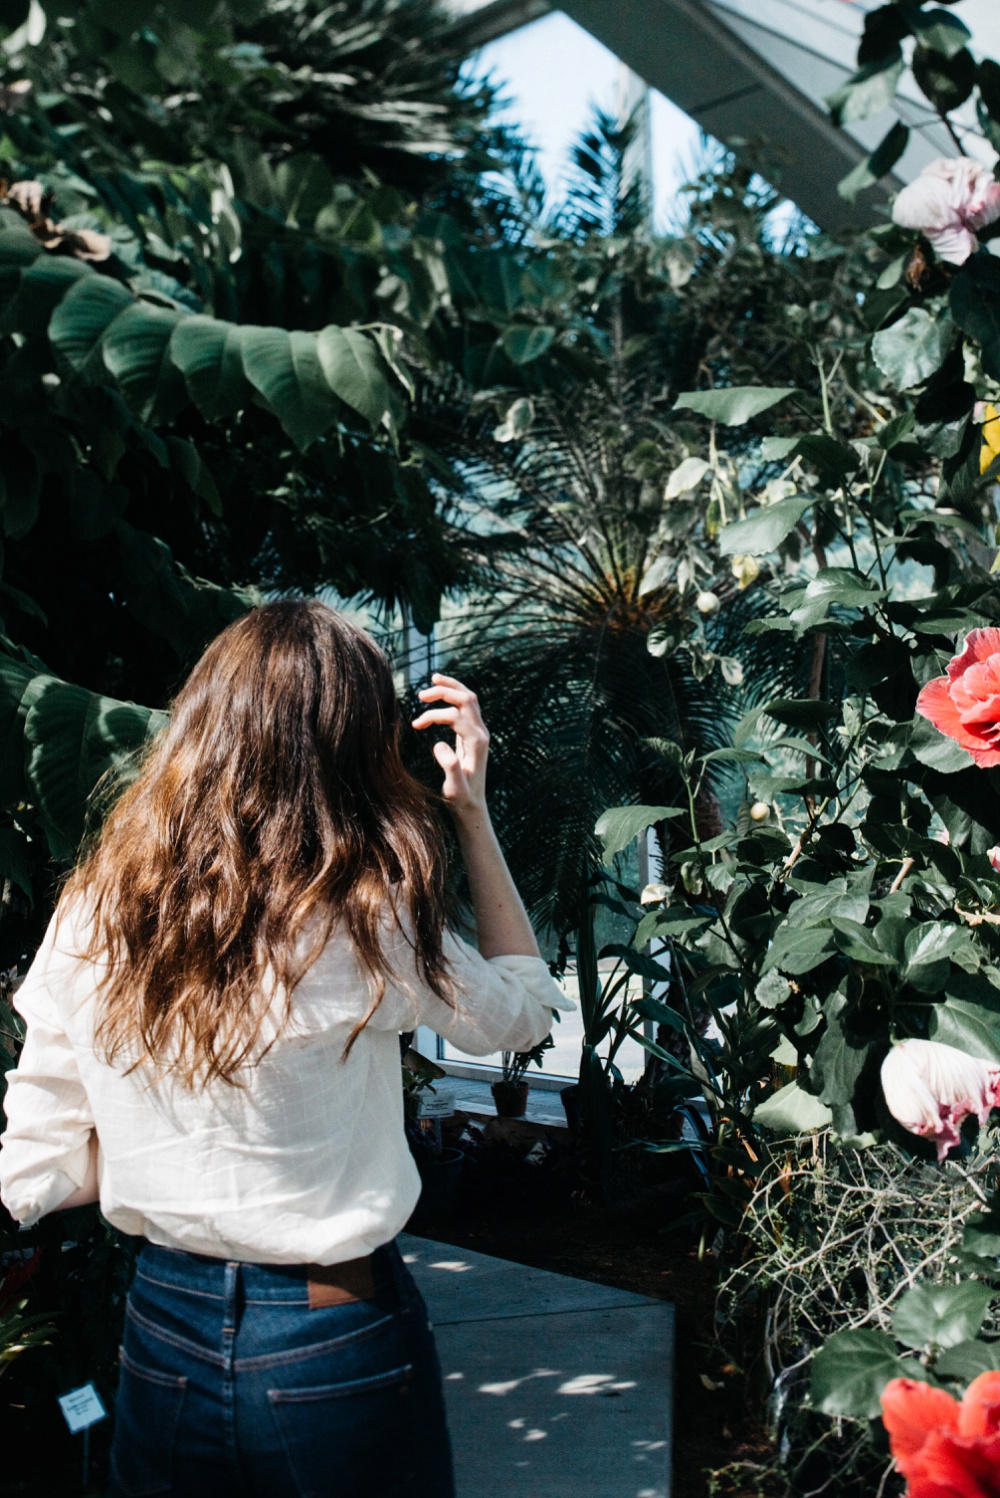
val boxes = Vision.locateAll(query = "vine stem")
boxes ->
[940,111,966,157]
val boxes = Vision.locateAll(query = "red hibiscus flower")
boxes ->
[916,629,1000,768]
[881,1373,1000,1497]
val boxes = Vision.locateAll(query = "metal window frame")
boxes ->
[414,1026,576,1091]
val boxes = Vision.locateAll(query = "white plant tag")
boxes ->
[417,1089,456,1119]
[58,1383,107,1434]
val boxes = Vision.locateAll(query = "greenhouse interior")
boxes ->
[3,1,1000,1495]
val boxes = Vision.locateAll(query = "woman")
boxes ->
[0,599,571,1498]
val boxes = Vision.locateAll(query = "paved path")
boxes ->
[400,1234,675,1498]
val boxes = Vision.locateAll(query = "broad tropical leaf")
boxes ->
[0,210,403,450]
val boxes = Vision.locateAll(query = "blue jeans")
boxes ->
[108,1240,454,1498]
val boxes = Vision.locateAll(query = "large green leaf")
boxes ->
[718,496,813,557]
[909,713,974,774]
[316,326,394,429]
[831,919,897,967]
[760,925,837,978]
[813,995,878,1108]
[0,232,404,447]
[49,275,134,375]
[810,1329,910,1419]
[935,1339,1000,1383]
[24,678,163,858]
[753,1082,832,1134]
[963,1210,1000,1266]
[790,568,887,628]
[793,887,870,927]
[903,922,976,990]
[951,253,1000,382]
[763,698,840,730]
[0,215,48,294]
[827,54,905,126]
[893,1282,994,1353]
[872,308,954,390]
[931,993,1000,1063]
[595,804,685,862]
[673,387,800,427]
[914,10,972,60]
[6,255,90,338]
[114,521,256,660]
[168,317,247,422]
[241,327,340,451]
[634,908,710,944]
[913,43,976,113]
[501,325,556,365]
[101,301,186,423]
[838,120,909,204]
[0,655,49,807]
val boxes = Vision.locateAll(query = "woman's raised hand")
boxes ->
[412,674,489,816]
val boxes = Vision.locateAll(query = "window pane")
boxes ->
[439,964,649,1080]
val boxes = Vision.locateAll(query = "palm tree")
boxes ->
[418,114,810,937]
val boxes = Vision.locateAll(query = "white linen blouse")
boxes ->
[0,900,574,1264]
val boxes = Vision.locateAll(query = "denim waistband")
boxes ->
[136,1239,404,1305]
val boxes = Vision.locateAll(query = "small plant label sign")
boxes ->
[417,1089,456,1119]
[58,1383,107,1435]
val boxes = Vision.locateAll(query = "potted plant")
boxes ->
[402,1047,465,1216]
[491,1035,552,1119]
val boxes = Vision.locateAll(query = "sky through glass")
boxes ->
[466,10,707,230]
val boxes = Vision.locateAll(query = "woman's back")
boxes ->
[0,600,572,1498]
[5,891,568,1263]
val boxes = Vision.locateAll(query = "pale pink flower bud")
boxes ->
[989,846,1000,874]
[892,158,1000,266]
[880,1038,1000,1161]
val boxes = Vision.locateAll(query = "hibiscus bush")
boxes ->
[587,7,1000,1493]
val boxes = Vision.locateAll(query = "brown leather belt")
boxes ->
[305,1254,376,1309]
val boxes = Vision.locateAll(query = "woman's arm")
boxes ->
[412,674,540,959]
[54,1131,99,1211]
[449,804,541,960]
[0,906,98,1226]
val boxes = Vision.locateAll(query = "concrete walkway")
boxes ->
[400,1234,675,1498]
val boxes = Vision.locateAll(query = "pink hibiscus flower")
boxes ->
[917,629,1000,768]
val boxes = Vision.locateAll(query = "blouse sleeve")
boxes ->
[0,907,95,1227]
[411,929,575,1057]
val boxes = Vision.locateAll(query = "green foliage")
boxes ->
[643,11,1000,1493]
[838,119,910,205]
[596,805,685,862]
[672,387,801,427]
[718,497,813,557]
[892,1281,994,1353]
[0,0,558,920]
[716,1144,1000,1495]
[871,305,955,390]
[752,1081,831,1134]
[0,209,404,446]
[810,1329,911,1420]
[809,1280,997,1418]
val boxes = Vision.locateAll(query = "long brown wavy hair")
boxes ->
[66,599,452,1086]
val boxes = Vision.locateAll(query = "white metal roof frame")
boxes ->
[448,0,1000,230]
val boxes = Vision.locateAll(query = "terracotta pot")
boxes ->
[491,1079,530,1119]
